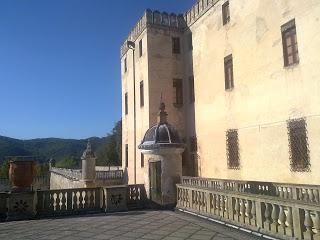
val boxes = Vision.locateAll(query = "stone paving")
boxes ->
[0,210,263,240]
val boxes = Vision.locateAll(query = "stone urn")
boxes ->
[9,158,35,192]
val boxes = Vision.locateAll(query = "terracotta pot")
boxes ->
[9,160,35,192]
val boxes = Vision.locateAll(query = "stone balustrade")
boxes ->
[96,170,123,180]
[181,176,320,204]
[0,184,147,221]
[177,181,320,240]
[50,167,123,181]
[50,167,82,180]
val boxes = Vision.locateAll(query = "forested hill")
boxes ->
[0,136,104,163]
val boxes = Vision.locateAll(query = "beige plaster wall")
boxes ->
[50,172,84,190]
[190,0,320,184]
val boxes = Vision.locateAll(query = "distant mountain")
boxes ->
[0,135,107,165]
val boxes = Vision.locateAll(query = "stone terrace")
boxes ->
[0,210,262,240]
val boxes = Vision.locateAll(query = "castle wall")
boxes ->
[121,0,320,186]
[189,0,320,184]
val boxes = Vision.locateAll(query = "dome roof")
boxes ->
[138,102,184,150]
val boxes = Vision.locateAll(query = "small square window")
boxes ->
[222,1,230,25]
[173,79,183,107]
[125,93,128,115]
[140,81,144,107]
[172,37,181,54]
[141,153,144,168]
[281,19,299,67]
[224,54,234,90]
[124,57,127,73]
[139,39,143,57]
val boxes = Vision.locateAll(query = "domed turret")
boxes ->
[139,102,184,150]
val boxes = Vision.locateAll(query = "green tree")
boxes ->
[55,156,79,169]
[0,159,10,179]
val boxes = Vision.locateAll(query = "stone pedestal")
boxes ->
[6,191,35,221]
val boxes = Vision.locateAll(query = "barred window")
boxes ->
[224,54,234,90]
[173,79,183,107]
[287,118,310,172]
[125,92,128,115]
[281,19,299,67]
[141,153,144,168]
[172,37,181,54]
[125,144,128,168]
[189,76,195,103]
[222,1,230,25]
[226,129,240,169]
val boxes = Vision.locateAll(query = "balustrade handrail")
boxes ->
[176,183,320,240]
[181,176,320,204]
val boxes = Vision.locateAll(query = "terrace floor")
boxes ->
[0,210,263,240]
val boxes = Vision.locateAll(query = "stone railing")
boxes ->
[181,177,320,204]
[177,179,320,240]
[96,170,123,180]
[50,167,82,180]
[0,184,147,221]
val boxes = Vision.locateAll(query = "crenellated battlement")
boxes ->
[120,9,186,57]
[120,0,221,57]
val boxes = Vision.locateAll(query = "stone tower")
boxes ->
[81,140,96,187]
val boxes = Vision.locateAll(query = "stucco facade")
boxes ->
[121,0,320,185]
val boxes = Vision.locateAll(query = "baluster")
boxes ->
[79,191,84,209]
[221,196,225,218]
[264,203,271,231]
[246,200,251,224]
[304,210,314,240]
[314,190,319,203]
[314,211,320,240]
[51,193,56,212]
[212,194,216,215]
[298,188,303,200]
[89,190,95,208]
[308,189,314,203]
[55,193,61,212]
[271,204,279,233]
[240,199,245,223]
[60,191,66,211]
[286,207,294,237]
[279,187,284,198]
[84,191,89,209]
[278,205,286,235]
[73,191,78,210]
[235,198,240,222]
[217,195,221,216]
[251,201,256,226]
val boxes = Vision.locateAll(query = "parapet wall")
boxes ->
[120,0,221,57]
[120,9,186,57]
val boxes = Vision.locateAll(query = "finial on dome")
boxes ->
[158,93,168,124]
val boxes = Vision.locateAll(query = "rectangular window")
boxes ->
[222,1,230,25]
[125,92,128,115]
[172,37,181,54]
[287,118,310,172]
[140,81,144,107]
[190,136,197,152]
[173,79,183,106]
[224,54,234,90]
[187,33,193,51]
[141,153,144,168]
[139,39,143,57]
[124,57,127,73]
[226,129,240,169]
[282,19,299,67]
[125,144,128,167]
[189,76,195,103]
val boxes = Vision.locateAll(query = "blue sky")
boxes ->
[0,0,194,140]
